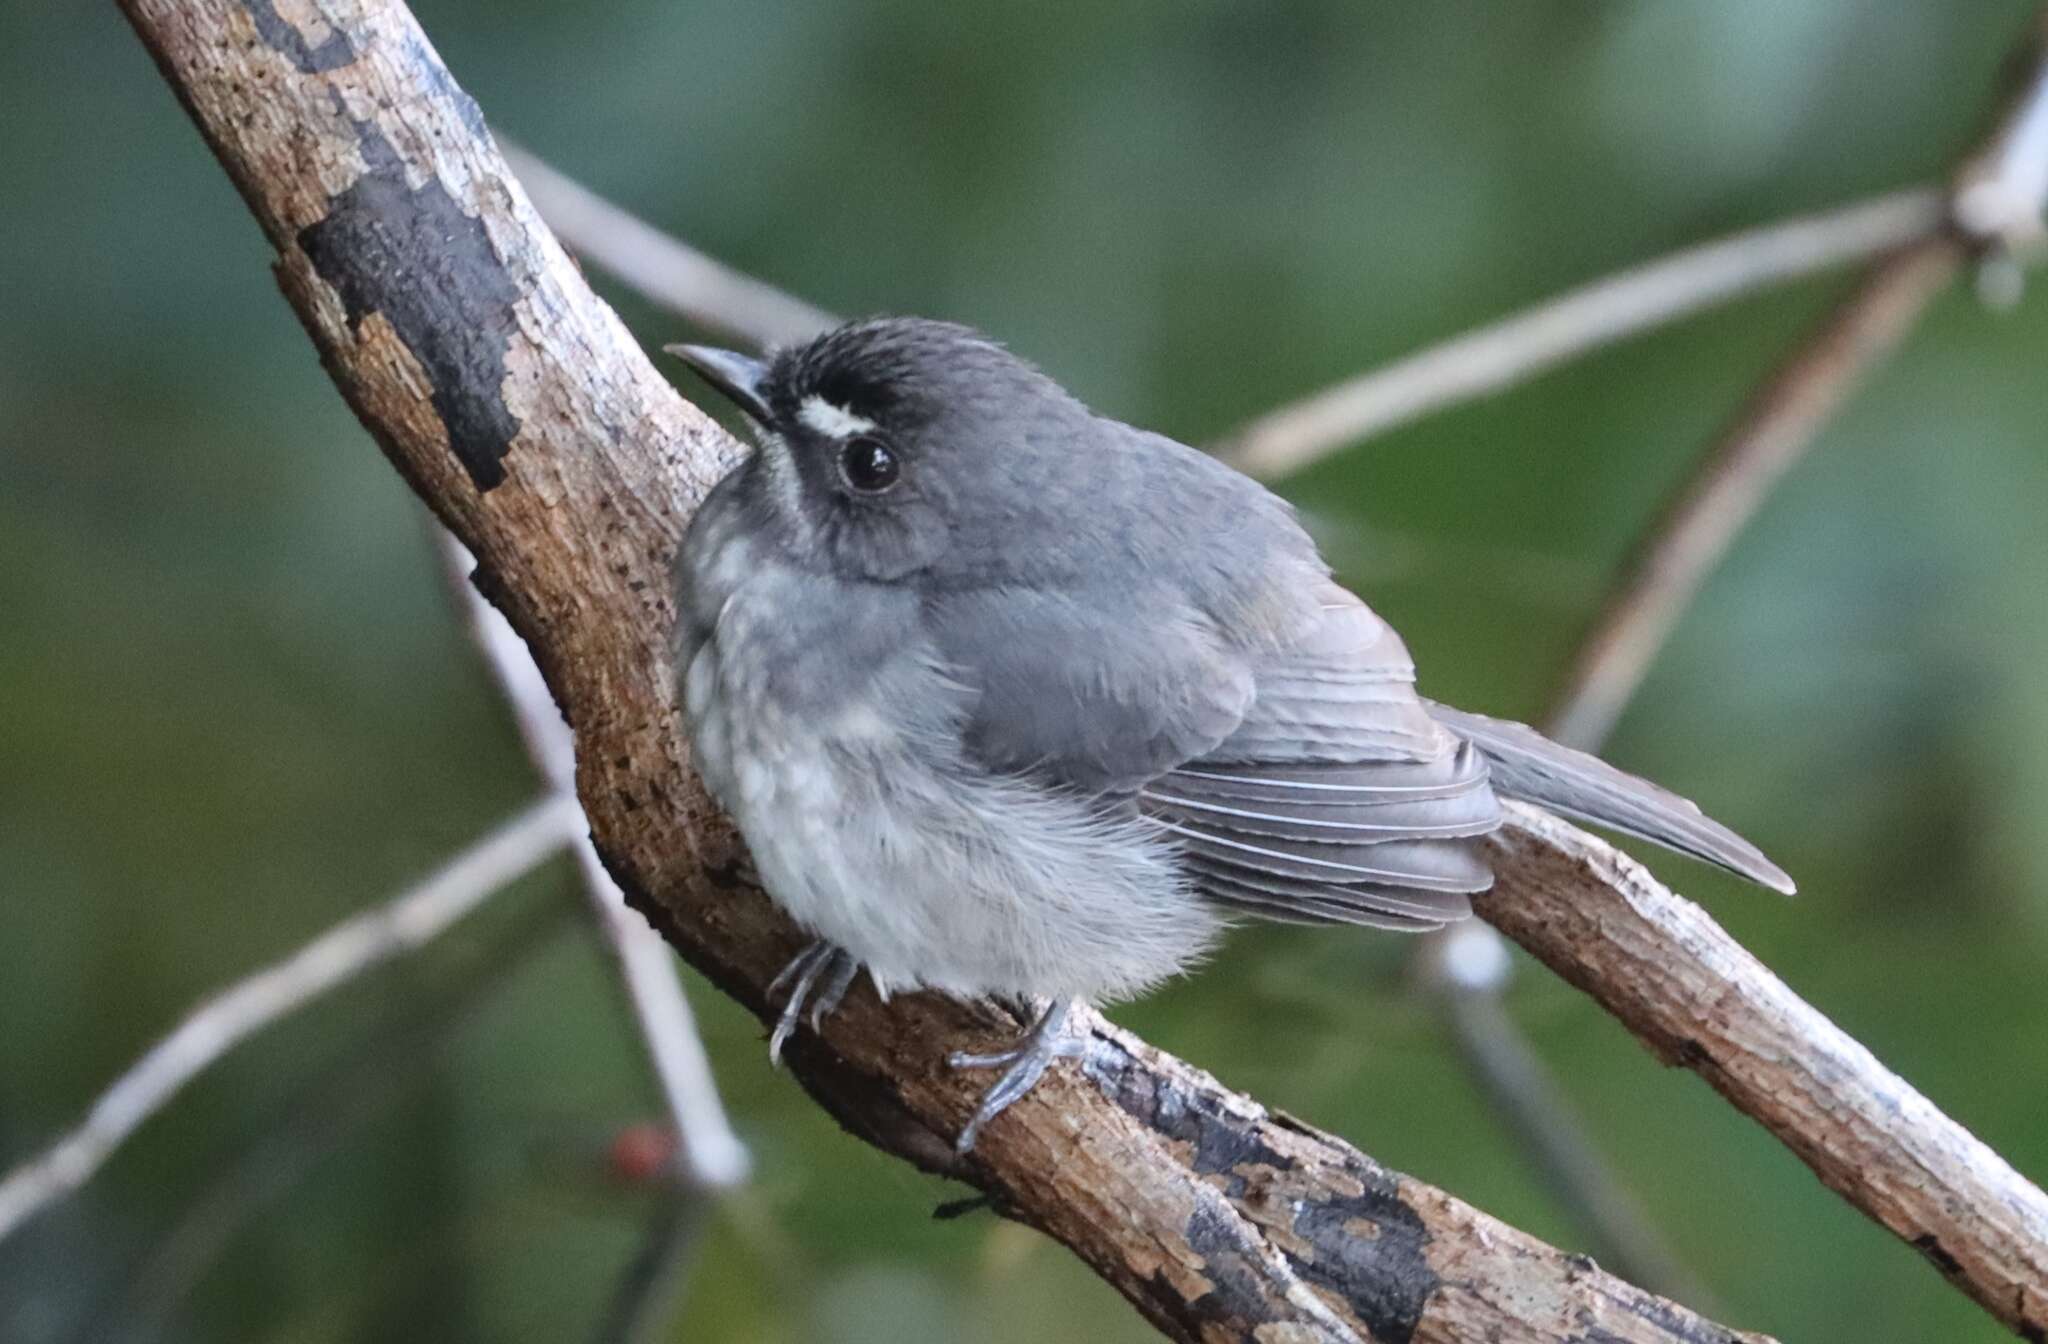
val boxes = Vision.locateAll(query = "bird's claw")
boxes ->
[947,998,1085,1154]
[810,953,859,1030]
[766,940,858,1066]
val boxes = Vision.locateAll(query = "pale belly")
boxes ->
[681,568,1219,1005]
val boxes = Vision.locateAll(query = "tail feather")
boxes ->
[1424,701,1796,894]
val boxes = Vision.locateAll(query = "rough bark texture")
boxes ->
[114,2,2048,1340]
[1483,804,2048,1341]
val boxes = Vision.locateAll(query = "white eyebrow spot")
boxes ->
[797,395,877,439]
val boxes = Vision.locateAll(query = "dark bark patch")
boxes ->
[1087,1041,1437,1339]
[298,121,521,491]
[1170,1201,1286,1331]
[1083,1044,1295,1186]
[1292,1181,1437,1344]
[238,0,357,73]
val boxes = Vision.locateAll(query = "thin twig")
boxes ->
[442,533,750,1191]
[1442,989,1717,1308]
[0,796,580,1246]
[1540,240,1960,749]
[1544,10,2048,750]
[500,141,836,351]
[1954,9,2048,251]
[86,901,572,1344]
[1215,188,1944,477]
[591,1197,710,1344]
[1416,9,2048,1308]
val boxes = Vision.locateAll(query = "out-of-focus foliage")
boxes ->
[3,3,2045,1341]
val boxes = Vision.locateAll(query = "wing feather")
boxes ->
[1199,873,1455,932]
[1425,701,1796,893]
[1144,586,1503,930]
[1182,859,1471,922]
[932,576,1519,933]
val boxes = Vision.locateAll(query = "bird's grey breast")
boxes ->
[673,462,1214,1002]
[677,473,937,802]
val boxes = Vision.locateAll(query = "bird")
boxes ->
[667,317,1792,1154]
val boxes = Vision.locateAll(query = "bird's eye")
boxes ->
[837,435,900,494]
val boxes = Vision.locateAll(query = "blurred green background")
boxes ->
[4,2,2046,1340]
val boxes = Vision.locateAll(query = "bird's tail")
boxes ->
[1423,701,1795,894]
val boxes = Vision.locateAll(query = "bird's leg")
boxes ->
[947,997,1086,1154]
[809,953,860,1029]
[766,940,858,1065]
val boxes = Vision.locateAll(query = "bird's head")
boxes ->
[670,317,1097,585]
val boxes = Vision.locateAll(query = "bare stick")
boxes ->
[500,141,834,351]
[1216,188,1945,477]
[1954,9,2048,251]
[441,477,754,1197]
[1545,14,2048,750]
[89,902,571,1343]
[442,533,750,1192]
[0,796,579,1245]
[1540,239,1960,748]
[1440,16,2048,1318]
[593,1197,711,1344]
[113,3,1790,1336]
[1482,805,2048,1337]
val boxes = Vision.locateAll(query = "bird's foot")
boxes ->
[947,998,1086,1154]
[766,940,859,1066]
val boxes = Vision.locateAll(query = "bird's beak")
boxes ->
[664,344,774,426]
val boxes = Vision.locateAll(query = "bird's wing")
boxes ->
[926,583,1257,796]
[1143,585,1501,931]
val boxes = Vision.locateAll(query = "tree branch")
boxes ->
[1544,8,2048,750]
[1214,189,1944,477]
[498,141,835,351]
[0,795,579,1245]
[1482,805,2048,1339]
[111,1,2048,1339]
[1540,238,1960,748]
[442,532,750,1192]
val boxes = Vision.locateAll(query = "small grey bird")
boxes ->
[669,317,1791,1153]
